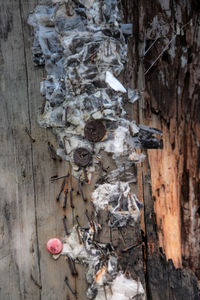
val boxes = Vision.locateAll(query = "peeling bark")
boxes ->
[122,0,200,299]
[143,0,200,278]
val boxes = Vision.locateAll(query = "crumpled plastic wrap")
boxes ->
[95,273,144,300]
[53,220,144,300]
[28,1,162,299]
[28,0,162,180]
[92,181,143,227]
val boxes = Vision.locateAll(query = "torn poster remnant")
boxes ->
[28,0,162,180]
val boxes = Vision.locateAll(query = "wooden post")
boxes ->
[0,0,199,299]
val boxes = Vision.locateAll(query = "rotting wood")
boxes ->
[122,0,200,299]
[141,0,200,279]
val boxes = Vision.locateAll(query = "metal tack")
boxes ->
[63,216,69,235]
[64,277,77,296]
[73,147,91,167]
[63,189,68,209]
[56,179,66,202]
[84,119,106,142]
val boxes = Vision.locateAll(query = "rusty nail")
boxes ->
[50,175,58,180]
[51,173,69,182]
[67,256,78,276]
[109,227,112,244]
[47,141,58,161]
[118,228,126,246]
[56,179,66,202]
[63,216,69,235]
[103,284,108,300]
[85,209,90,222]
[83,168,88,183]
[84,119,106,142]
[121,241,142,252]
[78,178,86,202]
[69,189,74,209]
[73,148,91,167]
[83,168,90,183]
[64,107,71,127]
[75,225,82,244]
[75,215,81,227]
[64,277,77,296]
[119,194,124,211]
[63,189,68,209]
[93,241,106,257]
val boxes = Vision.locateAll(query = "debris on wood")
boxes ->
[28,0,162,181]
[105,71,126,93]
[92,182,142,227]
[29,0,164,299]
[49,221,144,300]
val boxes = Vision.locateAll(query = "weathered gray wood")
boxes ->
[0,0,76,299]
[0,1,41,299]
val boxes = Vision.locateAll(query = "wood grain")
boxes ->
[0,0,77,299]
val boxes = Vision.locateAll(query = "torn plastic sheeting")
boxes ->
[105,71,126,93]
[92,182,142,226]
[52,222,119,298]
[128,88,140,104]
[95,273,144,300]
[138,124,163,135]
[120,23,133,36]
[60,227,87,260]
[54,222,144,300]
[104,161,138,183]
[28,0,158,180]
[53,224,102,261]
[29,1,151,299]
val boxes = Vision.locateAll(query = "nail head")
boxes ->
[73,147,91,167]
[84,120,106,142]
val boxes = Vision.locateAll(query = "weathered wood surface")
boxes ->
[0,0,200,300]
[141,0,200,278]
[0,2,142,299]
[0,1,76,299]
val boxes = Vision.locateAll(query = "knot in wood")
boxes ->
[73,147,91,167]
[84,120,106,142]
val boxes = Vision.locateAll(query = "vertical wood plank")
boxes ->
[0,0,41,299]
[19,1,74,299]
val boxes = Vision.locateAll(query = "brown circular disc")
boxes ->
[73,148,92,167]
[84,120,106,142]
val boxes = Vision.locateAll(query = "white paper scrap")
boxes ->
[105,71,126,93]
